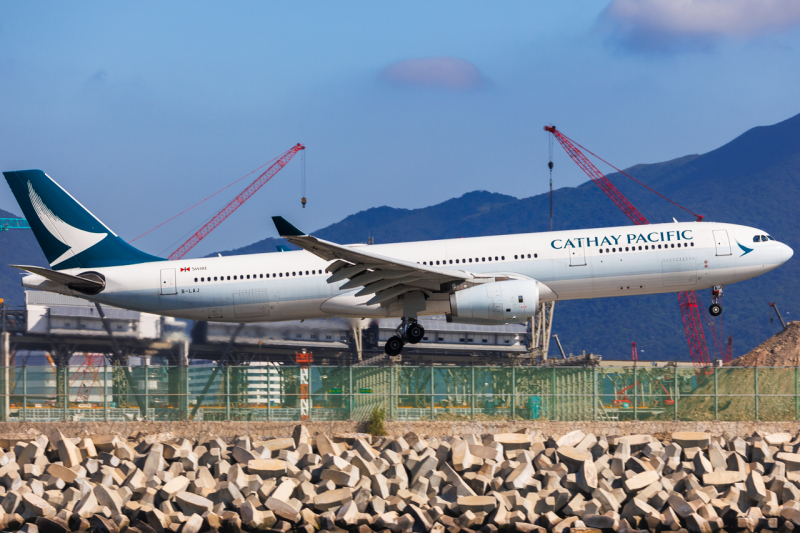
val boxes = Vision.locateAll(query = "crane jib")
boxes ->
[167,144,305,261]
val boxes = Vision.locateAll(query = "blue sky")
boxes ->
[2,1,800,257]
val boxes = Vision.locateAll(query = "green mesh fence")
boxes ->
[0,365,798,422]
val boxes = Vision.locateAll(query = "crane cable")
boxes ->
[301,149,307,208]
[548,132,554,232]
[128,155,281,243]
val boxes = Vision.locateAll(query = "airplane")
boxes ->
[3,169,794,356]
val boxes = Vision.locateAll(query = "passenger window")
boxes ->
[436,261,440,265]
[501,256,505,260]
[600,249,603,254]
[260,274,263,278]
[449,260,453,264]
[233,276,237,280]
[246,275,250,279]
[306,271,309,275]
[455,259,459,264]
[481,258,485,262]
[488,257,492,261]
[514,255,518,259]
[625,247,629,251]
[469,259,472,263]
[214,277,218,281]
[279,273,283,277]
[671,244,675,248]
[196,278,199,282]
[658,245,661,249]
[293,272,296,276]
[645,246,648,250]
[691,243,694,247]
[527,254,531,258]
[227,276,231,280]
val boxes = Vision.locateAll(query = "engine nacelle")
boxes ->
[448,280,540,323]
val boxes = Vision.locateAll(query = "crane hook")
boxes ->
[301,197,307,208]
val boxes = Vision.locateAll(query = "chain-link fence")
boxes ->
[0,364,796,422]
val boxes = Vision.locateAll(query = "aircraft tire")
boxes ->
[709,304,722,317]
[406,323,425,344]
[385,336,404,356]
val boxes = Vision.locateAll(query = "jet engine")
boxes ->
[448,279,540,324]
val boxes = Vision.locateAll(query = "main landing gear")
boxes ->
[709,285,723,317]
[385,317,425,356]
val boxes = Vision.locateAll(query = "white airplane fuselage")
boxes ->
[21,221,792,323]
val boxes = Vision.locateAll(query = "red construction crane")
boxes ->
[544,126,713,375]
[631,341,639,362]
[169,143,305,260]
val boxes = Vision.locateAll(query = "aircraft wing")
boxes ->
[272,216,472,306]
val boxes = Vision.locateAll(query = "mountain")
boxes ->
[216,113,800,360]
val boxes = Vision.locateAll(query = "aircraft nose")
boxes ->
[782,243,794,263]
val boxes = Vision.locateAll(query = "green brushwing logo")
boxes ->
[736,240,753,256]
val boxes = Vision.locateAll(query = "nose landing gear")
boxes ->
[709,285,723,317]
[384,317,425,357]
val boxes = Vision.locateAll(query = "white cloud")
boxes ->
[602,0,800,50]
[380,57,483,90]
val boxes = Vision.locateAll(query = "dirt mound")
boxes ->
[728,321,800,366]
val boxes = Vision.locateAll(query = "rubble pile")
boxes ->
[3,428,800,533]
[729,322,800,367]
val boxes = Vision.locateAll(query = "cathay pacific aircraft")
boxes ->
[3,170,793,355]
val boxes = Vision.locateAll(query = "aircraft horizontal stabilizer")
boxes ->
[10,264,105,293]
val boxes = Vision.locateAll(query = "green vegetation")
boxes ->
[366,407,388,436]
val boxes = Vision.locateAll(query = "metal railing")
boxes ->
[0,364,796,422]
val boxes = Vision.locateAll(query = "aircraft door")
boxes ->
[713,230,732,256]
[569,246,586,266]
[160,268,177,295]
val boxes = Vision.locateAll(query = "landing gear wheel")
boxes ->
[709,304,722,317]
[406,323,425,344]
[384,336,404,356]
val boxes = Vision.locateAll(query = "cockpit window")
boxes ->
[754,236,761,243]
[767,235,775,241]
[761,235,770,242]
